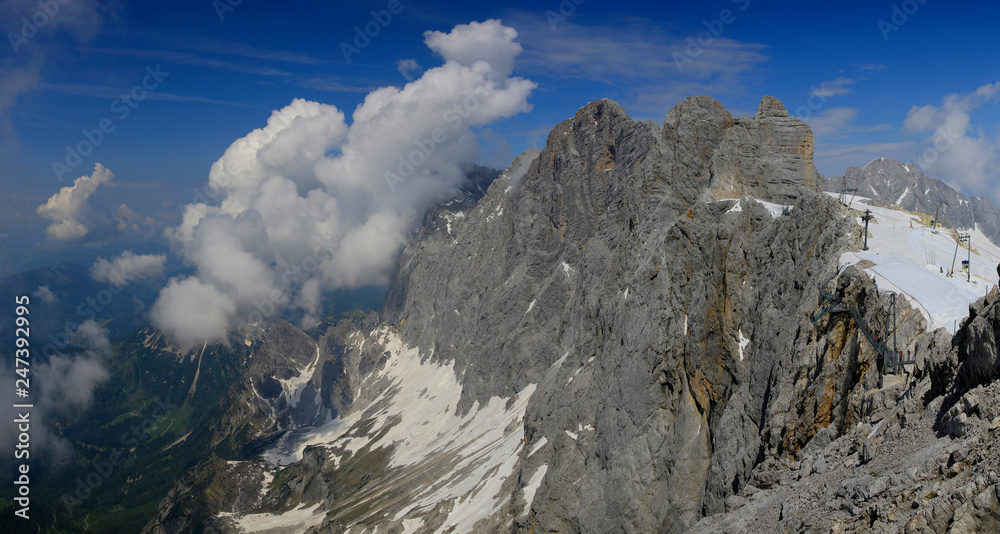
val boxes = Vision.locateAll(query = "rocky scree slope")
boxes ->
[144,95,938,533]
[689,278,1000,533]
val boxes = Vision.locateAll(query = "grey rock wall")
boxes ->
[383,95,854,531]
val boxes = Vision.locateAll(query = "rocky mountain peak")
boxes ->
[374,95,852,530]
[541,98,639,171]
[660,94,820,203]
[754,94,790,119]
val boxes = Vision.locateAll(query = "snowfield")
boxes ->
[834,194,1000,333]
[250,327,538,533]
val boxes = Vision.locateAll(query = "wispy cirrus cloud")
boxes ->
[38,82,251,106]
[803,107,860,135]
[810,77,855,98]
[815,141,916,159]
[160,35,328,65]
[86,47,293,77]
[0,66,39,158]
[297,76,378,93]
[87,39,363,96]
[514,17,766,82]
[507,14,768,115]
[792,65,890,143]
[801,107,890,138]
[83,32,331,80]
[0,0,123,158]
[0,0,122,43]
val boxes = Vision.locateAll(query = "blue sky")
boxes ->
[2,0,1000,274]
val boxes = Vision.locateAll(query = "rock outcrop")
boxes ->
[706,95,820,203]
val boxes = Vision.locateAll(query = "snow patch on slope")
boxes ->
[738,329,749,361]
[527,437,548,458]
[259,327,537,533]
[233,503,325,533]
[724,197,792,218]
[895,187,909,206]
[521,464,548,517]
[277,344,320,408]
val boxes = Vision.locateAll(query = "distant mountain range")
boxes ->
[823,157,1000,246]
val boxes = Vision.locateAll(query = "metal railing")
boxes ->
[814,289,913,375]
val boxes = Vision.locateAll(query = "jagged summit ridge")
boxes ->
[755,94,790,119]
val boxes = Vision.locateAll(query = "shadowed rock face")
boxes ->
[382,95,852,531]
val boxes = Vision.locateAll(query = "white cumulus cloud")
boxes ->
[150,277,238,347]
[76,318,113,355]
[33,285,56,303]
[91,251,167,286]
[424,20,522,77]
[152,20,535,346]
[36,163,116,241]
[0,318,111,460]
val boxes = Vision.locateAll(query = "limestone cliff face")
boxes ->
[703,95,820,203]
[686,274,1000,534]
[382,95,852,531]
